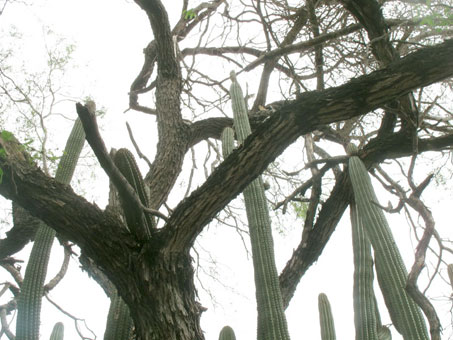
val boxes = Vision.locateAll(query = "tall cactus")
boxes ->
[113,148,153,240]
[16,110,88,340]
[104,290,134,340]
[218,326,236,340]
[49,322,64,340]
[347,144,428,340]
[222,71,290,340]
[318,293,336,340]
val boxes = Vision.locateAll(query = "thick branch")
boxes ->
[164,38,453,251]
[0,134,137,295]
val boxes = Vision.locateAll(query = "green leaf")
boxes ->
[1,130,14,141]
[292,201,309,220]
[183,9,196,20]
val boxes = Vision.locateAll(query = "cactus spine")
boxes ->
[218,326,236,340]
[49,322,64,340]
[223,71,290,340]
[113,148,153,240]
[348,145,428,340]
[318,293,336,340]
[16,116,86,340]
[104,290,134,340]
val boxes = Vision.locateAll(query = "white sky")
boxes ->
[1,1,453,340]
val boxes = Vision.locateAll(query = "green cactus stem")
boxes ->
[16,113,87,340]
[49,322,64,340]
[104,290,134,340]
[348,145,428,340]
[218,326,236,340]
[113,148,153,240]
[351,202,379,340]
[224,72,290,340]
[221,127,234,159]
[318,293,336,340]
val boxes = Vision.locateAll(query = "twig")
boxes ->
[125,122,153,169]
[274,162,331,212]
[0,282,10,298]
[303,155,348,169]
[45,293,96,340]
[0,307,15,340]
[0,259,23,287]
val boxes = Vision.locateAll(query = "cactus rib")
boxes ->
[224,72,290,340]
[113,148,153,240]
[348,149,428,340]
[318,293,336,340]
[17,115,87,340]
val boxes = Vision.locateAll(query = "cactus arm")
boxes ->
[103,290,134,340]
[348,146,429,340]
[113,148,153,240]
[226,72,290,340]
[218,326,236,340]
[318,293,336,340]
[16,115,87,340]
[350,202,379,340]
[49,322,64,340]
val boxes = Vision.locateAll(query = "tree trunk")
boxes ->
[125,249,204,340]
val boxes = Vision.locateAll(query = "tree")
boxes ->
[1,0,453,339]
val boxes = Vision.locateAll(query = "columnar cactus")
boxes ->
[218,326,236,340]
[318,293,336,340]
[350,202,379,340]
[113,148,153,240]
[222,71,290,340]
[49,322,64,340]
[16,113,87,340]
[347,144,428,340]
[104,290,134,340]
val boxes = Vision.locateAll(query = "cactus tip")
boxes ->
[230,70,237,83]
[346,143,358,156]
